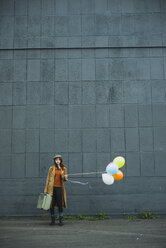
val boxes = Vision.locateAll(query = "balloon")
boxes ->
[102,173,114,185]
[113,170,123,180]
[106,162,118,175]
[113,156,125,168]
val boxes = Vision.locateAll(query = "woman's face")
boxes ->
[55,158,61,165]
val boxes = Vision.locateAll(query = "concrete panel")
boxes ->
[55,130,68,152]
[125,128,139,151]
[68,41,81,53]
[55,0,68,16]
[14,38,27,49]
[121,14,135,36]
[0,155,11,178]
[123,81,138,104]
[95,15,108,35]
[96,81,123,104]
[68,153,82,175]
[26,153,39,177]
[82,59,95,80]
[41,0,55,15]
[82,15,95,35]
[139,127,153,152]
[126,152,140,176]
[138,104,153,127]
[41,59,54,81]
[41,16,54,36]
[41,49,54,59]
[40,129,54,152]
[39,105,54,128]
[138,80,151,104]
[13,106,26,128]
[108,14,121,35]
[55,59,68,81]
[152,80,166,103]
[83,153,97,178]
[40,37,55,49]
[155,151,166,176]
[54,82,68,104]
[39,152,54,177]
[95,0,107,13]
[0,0,14,15]
[69,82,82,104]
[82,81,96,104]
[26,105,40,129]
[154,127,166,151]
[15,0,27,15]
[0,130,11,154]
[140,152,155,176]
[0,106,12,129]
[109,59,124,80]
[69,130,82,152]
[68,59,81,81]
[109,104,124,127]
[82,129,96,152]
[55,16,69,36]
[97,129,110,152]
[69,105,82,128]
[0,60,14,81]
[150,58,164,79]
[27,82,54,105]
[26,129,39,153]
[0,16,14,37]
[14,16,27,37]
[125,104,138,127]
[55,105,68,128]
[68,0,81,14]
[153,104,166,126]
[27,60,40,81]
[81,0,94,14]
[12,130,25,153]
[11,154,25,178]
[28,16,41,36]
[96,153,110,175]
[13,83,26,105]
[96,105,109,127]
[69,16,81,36]
[107,0,121,13]
[96,59,108,80]
[111,128,125,152]
[82,105,96,128]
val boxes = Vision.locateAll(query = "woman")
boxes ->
[44,154,68,226]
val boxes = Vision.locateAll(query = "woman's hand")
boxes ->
[44,190,47,194]
[64,175,68,180]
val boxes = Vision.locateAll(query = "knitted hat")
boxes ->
[53,154,62,159]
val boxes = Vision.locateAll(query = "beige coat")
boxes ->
[44,165,67,208]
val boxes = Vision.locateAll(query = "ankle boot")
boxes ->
[49,216,55,225]
[59,216,64,226]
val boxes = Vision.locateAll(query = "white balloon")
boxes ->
[102,173,114,185]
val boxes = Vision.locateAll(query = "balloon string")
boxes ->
[67,180,89,185]
[67,171,106,177]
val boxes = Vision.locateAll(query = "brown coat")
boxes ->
[44,165,67,208]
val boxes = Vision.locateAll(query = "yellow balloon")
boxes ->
[113,156,125,168]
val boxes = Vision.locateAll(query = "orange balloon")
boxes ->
[112,170,123,181]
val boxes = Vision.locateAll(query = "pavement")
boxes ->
[0,217,166,248]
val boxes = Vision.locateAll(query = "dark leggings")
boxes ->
[50,187,63,217]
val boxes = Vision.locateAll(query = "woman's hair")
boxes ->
[54,157,64,169]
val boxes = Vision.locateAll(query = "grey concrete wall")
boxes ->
[0,0,166,216]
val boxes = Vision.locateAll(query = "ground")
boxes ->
[0,217,166,248]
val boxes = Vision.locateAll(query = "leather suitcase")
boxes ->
[37,193,52,210]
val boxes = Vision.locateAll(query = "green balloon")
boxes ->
[113,156,125,168]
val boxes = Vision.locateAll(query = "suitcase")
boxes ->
[37,193,52,210]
